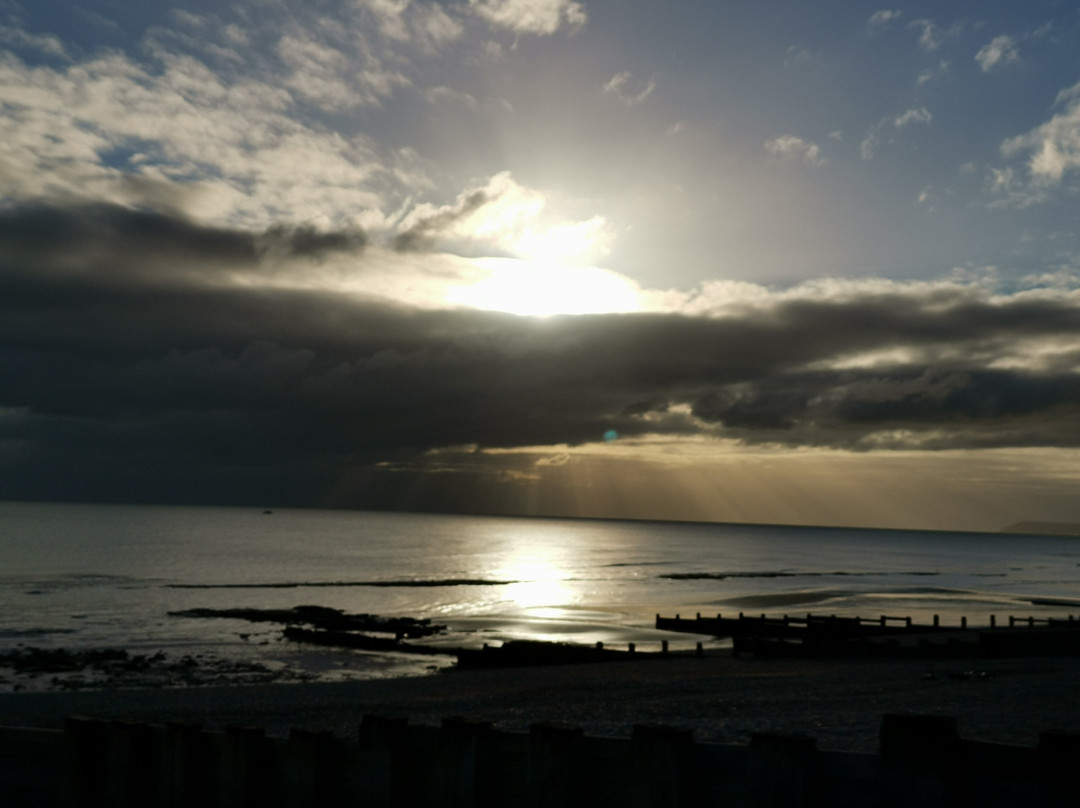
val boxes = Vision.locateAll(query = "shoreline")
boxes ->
[2,653,1078,753]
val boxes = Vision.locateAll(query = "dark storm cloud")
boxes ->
[3,201,1080,505]
[259,224,368,258]
[0,203,367,281]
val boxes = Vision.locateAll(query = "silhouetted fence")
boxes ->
[2,713,1078,807]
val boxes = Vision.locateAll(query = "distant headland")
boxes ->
[1001,521,1080,537]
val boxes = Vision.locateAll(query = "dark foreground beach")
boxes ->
[3,653,1078,752]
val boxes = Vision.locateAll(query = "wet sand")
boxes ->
[2,653,1079,752]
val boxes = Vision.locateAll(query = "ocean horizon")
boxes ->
[4,500,1080,691]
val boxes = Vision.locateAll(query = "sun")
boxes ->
[445,257,643,316]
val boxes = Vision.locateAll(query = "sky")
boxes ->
[2,0,1080,532]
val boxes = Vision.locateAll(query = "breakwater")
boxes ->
[2,713,1078,807]
[656,612,1080,658]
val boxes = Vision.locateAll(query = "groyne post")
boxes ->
[1038,729,1080,808]
[746,732,821,808]
[220,724,269,808]
[109,719,160,808]
[65,715,109,808]
[358,714,408,807]
[164,721,210,808]
[630,724,694,808]
[287,728,341,808]
[528,722,584,808]
[879,714,964,807]
[439,716,494,808]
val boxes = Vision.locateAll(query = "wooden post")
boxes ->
[528,723,584,808]
[695,642,704,658]
[961,616,967,629]
[629,643,635,654]
[747,732,821,807]
[164,721,209,808]
[358,715,409,807]
[439,717,493,808]
[661,640,668,655]
[288,728,342,808]
[109,720,160,808]
[879,714,965,807]
[220,725,269,808]
[990,614,995,628]
[1038,729,1080,808]
[933,614,939,628]
[65,715,110,808]
[631,724,693,808]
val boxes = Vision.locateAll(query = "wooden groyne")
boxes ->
[656,612,1080,658]
[456,639,705,669]
[3,713,1079,807]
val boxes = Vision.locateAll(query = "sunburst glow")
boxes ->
[446,257,643,316]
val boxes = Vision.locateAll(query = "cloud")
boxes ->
[1001,79,1080,187]
[976,35,1020,73]
[603,71,656,107]
[860,108,932,160]
[5,201,1080,505]
[277,34,409,110]
[917,61,950,85]
[867,10,901,34]
[469,0,586,36]
[0,38,413,228]
[0,23,67,58]
[393,188,493,251]
[391,171,611,263]
[764,135,825,167]
[894,107,932,127]
[908,19,942,51]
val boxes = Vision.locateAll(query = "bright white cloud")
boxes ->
[469,0,586,36]
[764,135,825,167]
[976,35,1020,73]
[1001,79,1080,187]
[603,71,655,106]
[0,48,401,226]
[394,171,613,264]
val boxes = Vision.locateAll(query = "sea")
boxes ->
[3,501,1080,690]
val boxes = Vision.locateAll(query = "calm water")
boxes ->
[3,502,1080,687]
